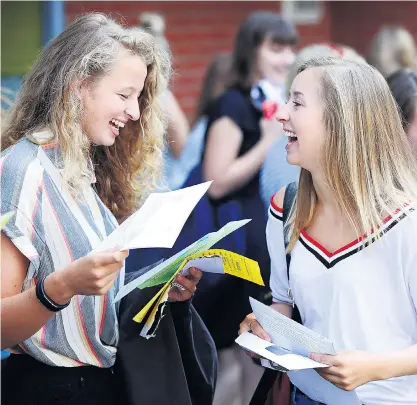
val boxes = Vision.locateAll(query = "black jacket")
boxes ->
[115,270,217,405]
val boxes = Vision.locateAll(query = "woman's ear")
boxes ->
[71,79,88,102]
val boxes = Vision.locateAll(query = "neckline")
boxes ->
[300,229,361,258]
[298,206,414,268]
[300,207,406,258]
[26,130,59,151]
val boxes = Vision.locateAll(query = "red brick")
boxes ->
[330,1,417,57]
[65,1,416,120]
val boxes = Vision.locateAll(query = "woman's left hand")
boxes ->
[309,350,382,391]
[168,267,202,302]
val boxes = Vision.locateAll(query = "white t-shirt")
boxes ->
[267,197,417,405]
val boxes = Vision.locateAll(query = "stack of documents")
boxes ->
[35,149,265,336]
[115,222,264,337]
[92,181,264,337]
[236,297,335,371]
[235,298,361,404]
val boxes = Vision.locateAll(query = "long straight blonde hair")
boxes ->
[287,57,417,251]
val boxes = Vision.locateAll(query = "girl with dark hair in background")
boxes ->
[200,11,298,405]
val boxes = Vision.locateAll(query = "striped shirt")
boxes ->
[1,131,124,367]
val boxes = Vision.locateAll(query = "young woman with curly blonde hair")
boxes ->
[1,13,201,405]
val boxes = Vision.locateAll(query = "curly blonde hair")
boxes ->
[2,13,172,221]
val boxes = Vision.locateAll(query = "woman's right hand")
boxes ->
[239,312,272,341]
[239,313,272,358]
[45,250,129,303]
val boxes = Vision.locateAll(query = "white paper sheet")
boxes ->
[288,369,362,405]
[181,256,224,276]
[246,298,362,404]
[235,332,327,371]
[114,219,251,302]
[236,334,362,403]
[250,297,335,357]
[93,181,212,252]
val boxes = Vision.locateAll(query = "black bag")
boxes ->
[115,268,217,405]
[249,182,298,405]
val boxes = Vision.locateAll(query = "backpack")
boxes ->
[249,182,298,405]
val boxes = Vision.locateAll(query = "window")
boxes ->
[281,1,324,25]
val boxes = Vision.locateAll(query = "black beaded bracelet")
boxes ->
[36,277,71,312]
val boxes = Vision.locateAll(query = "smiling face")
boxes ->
[276,68,327,172]
[256,36,295,85]
[81,49,147,146]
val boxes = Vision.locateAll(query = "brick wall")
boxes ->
[66,1,417,122]
[330,1,417,57]
[65,1,331,121]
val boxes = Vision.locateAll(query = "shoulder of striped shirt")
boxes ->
[1,142,46,202]
[1,141,45,172]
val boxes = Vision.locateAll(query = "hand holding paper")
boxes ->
[236,332,327,371]
[236,298,335,371]
[168,267,202,302]
[235,298,362,404]
[310,350,383,392]
[93,182,212,252]
[114,219,252,302]
[133,246,264,338]
[249,297,336,357]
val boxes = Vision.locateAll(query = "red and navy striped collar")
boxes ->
[270,196,415,269]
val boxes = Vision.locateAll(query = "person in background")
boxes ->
[1,14,201,405]
[260,43,366,211]
[369,25,417,79]
[139,12,190,160]
[167,52,232,190]
[201,11,297,405]
[387,69,417,156]
[240,56,417,405]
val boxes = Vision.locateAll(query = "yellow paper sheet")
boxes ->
[133,249,264,329]
[133,269,178,323]
[142,284,171,334]
[184,249,264,286]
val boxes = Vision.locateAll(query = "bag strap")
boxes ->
[282,182,302,324]
[282,182,297,279]
[249,182,299,405]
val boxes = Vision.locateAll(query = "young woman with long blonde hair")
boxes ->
[240,57,417,404]
[369,25,417,79]
[1,14,202,405]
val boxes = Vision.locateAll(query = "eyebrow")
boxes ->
[119,86,143,97]
[119,86,136,92]
[291,90,304,97]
